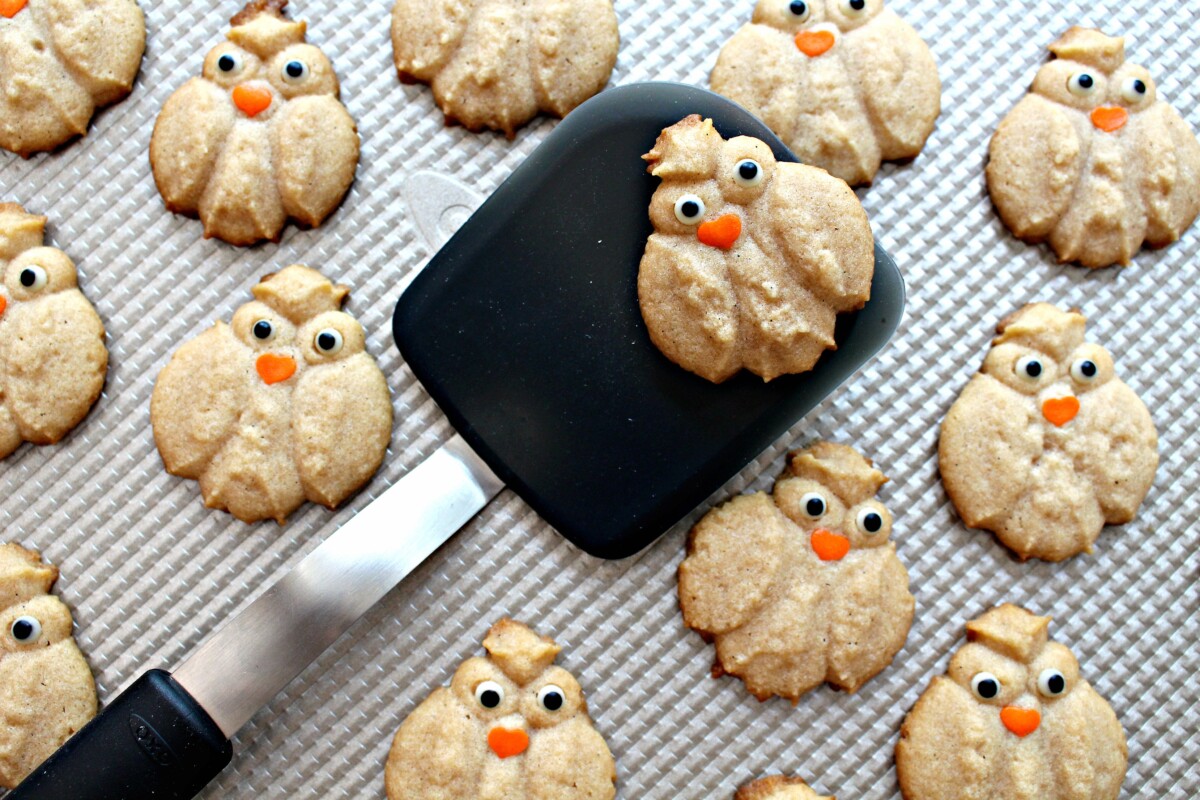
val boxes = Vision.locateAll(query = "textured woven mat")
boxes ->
[1,0,1197,797]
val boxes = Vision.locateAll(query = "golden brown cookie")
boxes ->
[711,0,940,187]
[0,0,145,157]
[0,543,98,789]
[679,442,913,703]
[385,619,617,800]
[151,265,393,524]
[150,0,360,246]
[390,0,620,138]
[0,204,108,459]
[737,775,833,800]
[638,116,875,383]
[939,303,1158,562]
[896,604,1127,800]
[987,27,1200,268]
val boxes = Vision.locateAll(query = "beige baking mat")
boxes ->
[1,0,1197,797]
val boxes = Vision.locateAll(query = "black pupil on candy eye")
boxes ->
[1078,74,1094,89]
[739,162,759,181]
[681,200,700,219]
[317,332,338,351]
[479,689,501,708]
[977,679,998,699]
[1047,673,1065,694]
[806,498,825,517]
[1133,79,1146,94]
[253,321,273,340]
[286,61,305,79]
[1080,361,1097,378]
[542,692,563,711]
[219,54,237,72]
[1025,360,1042,378]
[19,269,36,288]
[789,0,806,15]
[863,512,882,533]
[12,620,33,640]
[849,0,865,8]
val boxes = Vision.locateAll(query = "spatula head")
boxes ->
[394,82,905,560]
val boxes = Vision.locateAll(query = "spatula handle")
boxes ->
[9,670,232,800]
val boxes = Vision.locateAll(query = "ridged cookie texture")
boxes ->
[711,0,940,187]
[679,442,913,703]
[150,0,360,247]
[0,543,98,789]
[390,0,619,138]
[736,775,833,800]
[385,619,617,800]
[0,0,145,157]
[987,27,1200,268]
[939,303,1158,562]
[0,204,108,460]
[151,265,393,525]
[639,116,875,384]
[896,604,1127,800]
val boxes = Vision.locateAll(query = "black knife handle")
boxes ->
[9,670,233,800]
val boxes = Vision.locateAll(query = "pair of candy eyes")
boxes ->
[971,669,1067,700]
[788,0,866,21]
[800,492,884,534]
[1016,356,1099,384]
[252,319,344,355]
[673,160,764,224]
[9,616,41,644]
[1067,72,1148,103]
[217,53,311,84]
[475,681,565,713]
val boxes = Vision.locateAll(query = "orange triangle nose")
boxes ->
[0,296,7,318]
[1000,706,1041,737]
[1042,396,1080,427]
[0,0,27,18]
[233,85,273,118]
[795,29,835,57]
[697,214,742,250]
[1091,106,1129,133]
[488,727,530,759]
[256,353,296,385]
[811,529,851,561]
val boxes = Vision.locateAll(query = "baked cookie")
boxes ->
[679,442,913,703]
[150,0,360,247]
[736,776,833,800]
[711,0,940,187]
[0,543,98,789]
[151,265,392,524]
[390,0,619,139]
[0,204,108,459]
[896,604,1127,800]
[385,619,617,800]
[987,27,1200,269]
[639,116,875,383]
[939,303,1157,562]
[0,0,145,157]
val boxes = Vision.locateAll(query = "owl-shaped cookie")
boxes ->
[736,776,833,800]
[988,28,1200,269]
[151,265,392,525]
[0,204,108,459]
[639,116,875,384]
[0,543,98,789]
[390,0,619,139]
[0,0,145,157]
[939,303,1158,562]
[385,619,617,800]
[679,442,913,703]
[896,604,1127,800]
[150,0,360,247]
[711,0,940,187]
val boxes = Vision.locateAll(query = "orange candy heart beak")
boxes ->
[488,727,530,759]
[1000,706,1041,737]
[697,214,742,250]
[0,0,27,18]
[256,353,296,385]
[0,296,6,318]
[233,85,273,118]
[811,529,851,561]
[795,29,835,58]
[1042,396,1080,427]
[1091,106,1129,133]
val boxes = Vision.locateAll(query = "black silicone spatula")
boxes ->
[10,83,903,800]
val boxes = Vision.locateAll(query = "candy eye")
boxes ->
[800,492,826,519]
[674,194,706,225]
[1015,355,1044,381]
[1067,72,1098,97]
[840,0,867,14]
[475,681,504,709]
[10,615,41,644]
[857,508,884,534]
[282,60,310,83]
[1037,668,1067,697]
[1120,76,1148,103]
[971,672,1001,700]
[734,159,765,188]
[787,0,811,20]
[217,52,244,75]
[537,685,565,712]
[1070,359,1098,383]
[18,265,48,291]
[253,320,275,341]
[314,329,343,355]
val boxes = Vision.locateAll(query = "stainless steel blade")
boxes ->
[173,435,504,738]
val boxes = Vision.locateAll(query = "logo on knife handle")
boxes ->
[129,715,176,767]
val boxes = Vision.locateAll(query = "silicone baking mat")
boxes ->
[1,0,1196,797]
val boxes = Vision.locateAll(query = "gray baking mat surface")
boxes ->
[1,0,1197,797]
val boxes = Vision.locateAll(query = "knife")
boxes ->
[9,435,504,800]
